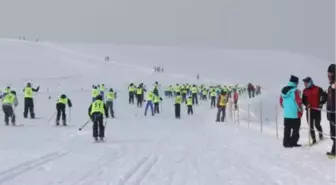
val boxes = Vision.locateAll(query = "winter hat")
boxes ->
[302,77,312,83]
[289,75,299,84]
[328,64,335,74]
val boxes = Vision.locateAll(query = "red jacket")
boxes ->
[233,92,238,102]
[302,85,327,109]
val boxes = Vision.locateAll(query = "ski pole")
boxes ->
[48,112,57,123]
[78,119,91,131]
[69,108,72,125]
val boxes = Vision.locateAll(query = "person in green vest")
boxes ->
[175,92,182,119]
[191,85,198,105]
[56,94,72,126]
[128,83,136,105]
[3,86,11,97]
[186,96,193,115]
[91,85,100,102]
[105,88,116,118]
[23,82,40,119]
[136,85,144,108]
[88,95,108,141]
[210,88,217,108]
[144,91,154,116]
[2,91,18,125]
[153,93,162,114]
[100,84,105,100]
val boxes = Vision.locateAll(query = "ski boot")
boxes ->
[62,120,67,126]
[5,121,9,126]
[326,151,336,159]
[94,137,99,142]
[319,134,324,141]
[99,137,105,142]
[56,120,60,126]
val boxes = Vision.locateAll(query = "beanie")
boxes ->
[328,64,335,74]
[289,75,299,84]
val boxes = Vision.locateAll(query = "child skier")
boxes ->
[144,91,154,116]
[56,94,72,126]
[186,96,193,115]
[88,95,109,141]
[2,91,18,125]
[105,88,116,118]
[175,92,182,119]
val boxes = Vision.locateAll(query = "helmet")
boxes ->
[109,88,114,92]
[61,94,67,99]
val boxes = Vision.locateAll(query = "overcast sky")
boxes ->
[0,0,334,61]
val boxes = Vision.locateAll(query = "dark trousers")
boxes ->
[106,101,115,118]
[330,121,335,154]
[154,103,160,114]
[92,113,105,138]
[182,93,187,103]
[136,94,143,107]
[210,96,216,108]
[283,118,301,147]
[192,93,198,105]
[56,103,66,122]
[216,106,226,122]
[129,92,134,104]
[175,104,181,118]
[24,98,35,118]
[2,104,15,124]
[306,109,323,141]
[187,105,193,115]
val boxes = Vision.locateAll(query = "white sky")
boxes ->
[0,0,334,61]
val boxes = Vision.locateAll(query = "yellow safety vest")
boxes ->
[219,95,227,106]
[136,88,143,95]
[58,97,68,105]
[154,95,160,103]
[3,93,15,104]
[92,89,99,97]
[129,86,135,92]
[147,92,154,101]
[106,92,115,101]
[90,100,105,115]
[191,87,197,94]
[187,98,193,106]
[100,86,105,91]
[210,91,216,97]
[24,87,33,98]
[175,96,182,104]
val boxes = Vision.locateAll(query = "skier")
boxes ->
[301,77,327,144]
[56,94,72,126]
[174,92,182,119]
[326,64,335,157]
[210,88,217,108]
[197,73,200,80]
[105,88,116,118]
[2,91,18,125]
[23,82,40,119]
[91,85,99,102]
[233,89,239,110]
[144,91,154,116]
[128,83,136,104]
[186,96,193,115]
[136,85,144,107]
[3,86,11,97]
[88,95,109,141]
[216,90,228,122]
[153,93,162,114]
[191,85,198,105]
[100,84,105,100]
[280,75,303,148]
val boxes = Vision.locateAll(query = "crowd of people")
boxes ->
[280,64,335,158]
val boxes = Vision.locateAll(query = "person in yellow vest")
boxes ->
[105,88,116,118]
[153,93,162,114]
[56,94,72,126]
[186,96,193,115]
[210,88,217,108]
[100,84,105,101]
[3,86,11,97]
[191,85,198,105]
[91,85,100,102]
[23,82,40,119]
[136,85,144,107]
[216,90,228,122]
[88,95,108,141]
[175,92,182,119]
[128,83,136,104]
[144,91,154,116]
[2,91,18,125]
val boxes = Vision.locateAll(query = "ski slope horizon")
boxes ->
[0,39,334,185]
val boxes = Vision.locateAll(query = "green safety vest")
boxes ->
[136,88,143,95]
[100,86,105,91]
[191,87,197,94]
[3,93,15,104]
[154,95,160,103]
[187,98,193,105]
[129,86,135,92]
[146,92,154,101]
[175,96,182,104]
[90,100,105,115]
[210,91,216,97]
[106,92,115,101]
[58,97,68,105]
[24,87,33,98]
[92,89,99,97]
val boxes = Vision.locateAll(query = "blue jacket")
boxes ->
[281,82,301,119]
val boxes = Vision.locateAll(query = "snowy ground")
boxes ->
[0,39,334,185]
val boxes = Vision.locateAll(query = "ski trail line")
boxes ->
[0,152,68,184]
[117,156,149,185]
[134,156,160,185]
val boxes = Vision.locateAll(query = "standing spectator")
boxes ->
[280,75,303,148]
[302,77,327,144]
[233,89,239,110]
[326,64,335,156]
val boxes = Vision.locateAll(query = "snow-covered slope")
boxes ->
[0,39,334,185]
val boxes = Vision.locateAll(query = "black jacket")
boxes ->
[327,85,335,122]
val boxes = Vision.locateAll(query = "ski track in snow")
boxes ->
[0,39,334,185]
